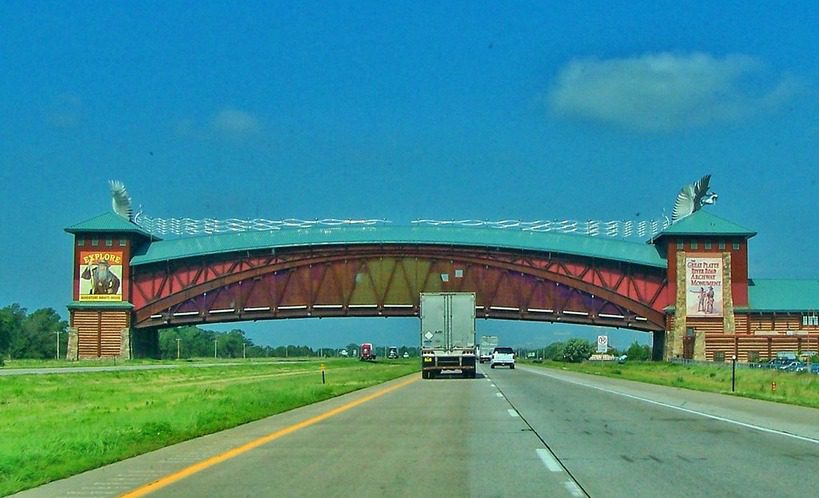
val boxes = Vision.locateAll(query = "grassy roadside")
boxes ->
[525,360,819,409]
[0,358,418,496]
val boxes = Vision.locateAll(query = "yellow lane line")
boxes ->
[119,376,419,498]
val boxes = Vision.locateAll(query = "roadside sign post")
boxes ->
[321,363,326,384]
[597,336,608,365]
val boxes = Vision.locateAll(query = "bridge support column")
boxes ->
[652,330,665,361]
[132,327,160,359]
[66,327,79,361]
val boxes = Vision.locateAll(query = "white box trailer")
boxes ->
[420,292,476,379]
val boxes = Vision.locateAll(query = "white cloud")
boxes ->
[210,108,261,136]
[548,52,799,132]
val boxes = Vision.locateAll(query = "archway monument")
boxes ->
[65,177,819,361]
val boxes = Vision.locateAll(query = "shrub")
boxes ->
[562,338,593,363]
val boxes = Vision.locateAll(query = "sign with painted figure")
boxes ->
[78,251,123,301]
[685,256,723,317]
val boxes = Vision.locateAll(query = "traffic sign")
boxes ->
[596,335,608,353]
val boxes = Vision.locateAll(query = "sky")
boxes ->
[1,1,817,349]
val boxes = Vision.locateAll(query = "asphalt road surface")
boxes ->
[17,364,819,498]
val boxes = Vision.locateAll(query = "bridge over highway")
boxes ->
[64,181,819,362]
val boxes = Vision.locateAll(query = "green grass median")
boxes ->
[526,360,819,409]
[0,358,418,496]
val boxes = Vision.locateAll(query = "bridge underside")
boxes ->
[131,244,668,332]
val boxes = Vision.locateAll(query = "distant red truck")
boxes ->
[359,342,377,361]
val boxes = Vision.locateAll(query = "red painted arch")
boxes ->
[130,244,670,331]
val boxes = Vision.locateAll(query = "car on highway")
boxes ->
[490,347,515,369]
[388,346,399,359]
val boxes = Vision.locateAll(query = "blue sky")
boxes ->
[1,1,817,349]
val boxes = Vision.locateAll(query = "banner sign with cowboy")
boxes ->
[79,251,123,301]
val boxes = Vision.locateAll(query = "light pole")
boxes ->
[242,342,246,359]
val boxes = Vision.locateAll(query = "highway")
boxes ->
[17,364,819,498]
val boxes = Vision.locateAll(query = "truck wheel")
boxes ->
[510,364,515,369]
[422,371,429,379]
[491,364,495,369]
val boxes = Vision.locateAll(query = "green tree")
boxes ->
[561,338,593,363]
[626,341,651,361]
[20,308,68,359]
[0,304,27,359]
[543,341,566,360]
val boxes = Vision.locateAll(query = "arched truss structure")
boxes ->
[131,244,669,331]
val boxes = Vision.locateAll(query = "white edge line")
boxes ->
[564,481,584,497]
[526,367,819,445]
[535,448,562,472]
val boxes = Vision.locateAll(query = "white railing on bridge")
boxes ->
[133,214,670,240]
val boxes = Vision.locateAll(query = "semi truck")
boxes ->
[359,342,376,361]
[420,292,477,379]
[479,335,499,363]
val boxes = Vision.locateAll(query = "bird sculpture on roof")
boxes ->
[109,180,133,221]
[671,174,718,224]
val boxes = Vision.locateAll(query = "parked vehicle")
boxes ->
[779,361,802,371]
[420,292,477,379]
[490,347,515,369]
[359,342,376,361]
[479,335,499,363]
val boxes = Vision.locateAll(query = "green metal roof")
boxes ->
[66,301,134,310]
[744,279,819,312]
[65,212,155,239]
[130,225,667,268]
[650,209,756,243]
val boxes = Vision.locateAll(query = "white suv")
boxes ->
[490,347,515,369]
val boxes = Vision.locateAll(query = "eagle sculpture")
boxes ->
[671,175,718,223]
[109,180,133,221]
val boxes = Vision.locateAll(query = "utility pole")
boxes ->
[243,342,246,359]
[176,338,181,360]
[55,330,60,360]
[214,338,218,359]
